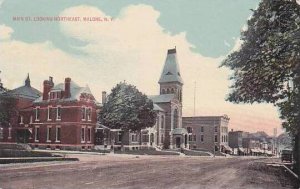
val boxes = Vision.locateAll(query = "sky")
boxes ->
[0,0,283,135]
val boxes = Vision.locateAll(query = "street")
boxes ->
[0,154,295,189]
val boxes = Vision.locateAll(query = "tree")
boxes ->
[99,82,157,144]
[0,93,17,127]
[221,0,300,179]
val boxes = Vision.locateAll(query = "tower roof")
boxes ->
[158,48,183,84]
[25,73,31,87]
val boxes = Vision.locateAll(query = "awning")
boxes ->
[170,128,188,135]
[222,145,232,152]
[238,147,246,152]
[251,148,262,153]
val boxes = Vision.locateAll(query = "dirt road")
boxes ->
[0,154,295,189]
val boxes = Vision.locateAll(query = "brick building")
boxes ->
[144,48,187,149]
[96,48,187,150]
[1,76,100,150]
[0,74,42,143]
[228,130,245,155]
[26,77,100,150]
[182,115,231,153]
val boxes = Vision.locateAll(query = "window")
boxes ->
[57,92,61,99]
[214,135,218,142]
[117,132,123,142]
[56,127,61,142]
[193,134,196,141]
[56,107,61,120]
[19,115,23,124]
[81,127,85,142]
[87,128,91,142]
[161,89,165,94]
[81,107,86,120]
[173,109,178,129]
[87,108,92,121]
[35,127,39,142]
[188,135,192,142]
[47,106,52,121]
[131,133,137,142]
[187,127,192,133]
[47,127,52,142]
[161,115,164,129]
[161,135,164,143]
[30,116,33,123]
[35,107,40,121]
[200,135,204,142]
[8,127,11,139]
[0,127,3,140]
[215,126,218,132]
[201,126,204,132]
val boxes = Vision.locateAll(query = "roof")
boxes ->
[158,48,183,84]
[7,86,41,100]
[153,104,165,112]
[5,74,41,100]
[171,128,188,135]
[149,94,175,103]
[34,80,97,103]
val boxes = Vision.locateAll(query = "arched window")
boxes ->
[161,89,166,94]
[180,90,182,102]
[167,88,170,94]
[173,109,178,129]
[171,88,175,93]
[161,115,164,129]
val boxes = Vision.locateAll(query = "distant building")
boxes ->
[182,115,231,153]
[228,130,245,155]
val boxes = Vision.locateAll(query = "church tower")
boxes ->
[158,48,183,103]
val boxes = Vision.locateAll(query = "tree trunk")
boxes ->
[295,132,300,186]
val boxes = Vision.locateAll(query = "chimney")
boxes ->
[64,77,71,98]
[102,91,107,104]
[42,77,54,100]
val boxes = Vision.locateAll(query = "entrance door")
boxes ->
[176,137,181,148]
[16,130,30,143]
[95,130,104,145]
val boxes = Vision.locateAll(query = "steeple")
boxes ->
[158,48,183,84]
[25,73,31,87]
[158,48,183,103]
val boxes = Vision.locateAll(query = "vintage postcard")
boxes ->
[0,0,299,188]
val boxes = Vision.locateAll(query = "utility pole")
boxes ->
[193,81,196,116]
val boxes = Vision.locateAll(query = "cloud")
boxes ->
[0,4,282,135]
[0,24,13,40]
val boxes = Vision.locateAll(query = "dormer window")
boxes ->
[50,91,62,100]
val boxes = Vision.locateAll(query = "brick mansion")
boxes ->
[0,48,231,153]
